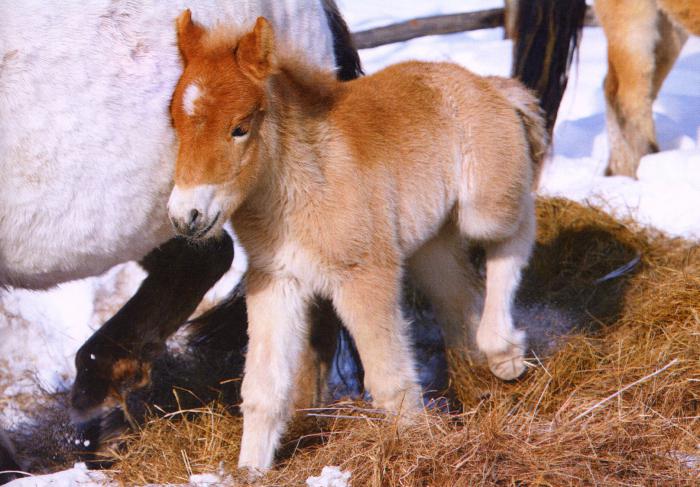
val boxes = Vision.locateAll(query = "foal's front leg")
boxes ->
[332,266,422,416]
[238,271,311,474]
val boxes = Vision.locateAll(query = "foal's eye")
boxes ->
[231,125,248,138]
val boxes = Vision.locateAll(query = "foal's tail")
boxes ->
[511,0,587,134]
[489,76,549,186]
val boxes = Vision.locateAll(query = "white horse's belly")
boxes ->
[0,0,335,289]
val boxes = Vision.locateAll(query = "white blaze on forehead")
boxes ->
[183,82,203,116]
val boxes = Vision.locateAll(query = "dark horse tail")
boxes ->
[322,0,364,81]
[511,0,587,134]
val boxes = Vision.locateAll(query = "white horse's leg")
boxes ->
[473,197,535,380]
[332,267,422,416]
[238,272,311,474]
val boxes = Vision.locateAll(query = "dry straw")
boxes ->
[102,198,699,484]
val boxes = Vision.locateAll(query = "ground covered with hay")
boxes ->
[98,198,699,485]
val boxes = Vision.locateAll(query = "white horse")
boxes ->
[0,0,360,480]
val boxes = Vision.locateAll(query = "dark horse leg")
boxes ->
[70,235,234,420]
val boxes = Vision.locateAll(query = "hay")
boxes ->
[89,198,700,484]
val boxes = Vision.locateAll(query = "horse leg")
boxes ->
[407,224,483,353]
[332,265,422,416]
[597,0,660,177]
[652,10,688,99]
[71,234,234,421]
[457,191,535,381]
[237,272,311,474]
[292,298,341,410]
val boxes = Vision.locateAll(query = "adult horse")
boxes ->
[511,0,699,178]
[0,0,360,481]
[596,0,699,177]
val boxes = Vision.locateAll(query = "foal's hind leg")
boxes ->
[652,10,688,99]
[408,224,483,352]
[71,235,234,421]
[458,196,535,381]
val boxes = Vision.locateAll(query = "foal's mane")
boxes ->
[199,22,340,113]
[274,58,339,108]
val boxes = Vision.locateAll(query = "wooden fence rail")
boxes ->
[351,6,597,50]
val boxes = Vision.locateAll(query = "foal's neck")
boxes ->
[256,64,341,205]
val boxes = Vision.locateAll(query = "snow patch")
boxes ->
[306,466,351,487]
[5,463,114,486]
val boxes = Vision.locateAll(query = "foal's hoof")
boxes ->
[481,329,527,381]
[239,465,265,483]
[487,350,526,381]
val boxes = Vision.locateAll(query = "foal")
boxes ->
[168,12,547,473]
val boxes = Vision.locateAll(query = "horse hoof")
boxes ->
[239,465,265,483]
[481,329,527,381]
[605,155,639,179]
[487,351,527,381]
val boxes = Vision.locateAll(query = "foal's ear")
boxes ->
[176,9,205,65]
[235,17,276,82]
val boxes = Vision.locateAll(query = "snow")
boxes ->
[2,0,699,485]
[5,463,114,487]
[306,466,351,487]
[187,471,233,486]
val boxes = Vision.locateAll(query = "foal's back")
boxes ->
[324,61,539,250]
[331,61,536,184]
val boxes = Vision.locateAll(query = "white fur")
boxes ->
[238,275,311,472]
[0,0,336,289]
[168,184,217,223]
[168,183,242,237]
[183,82,203,116]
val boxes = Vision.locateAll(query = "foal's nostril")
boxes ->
[189,209,201,225]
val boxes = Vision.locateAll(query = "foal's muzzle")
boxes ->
[168,184,223,239]
[170,210,220,239]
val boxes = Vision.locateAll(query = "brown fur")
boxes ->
[169,13,548,473]
[596,0,698,177]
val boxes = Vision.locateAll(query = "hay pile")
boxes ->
[106,198,699,485]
